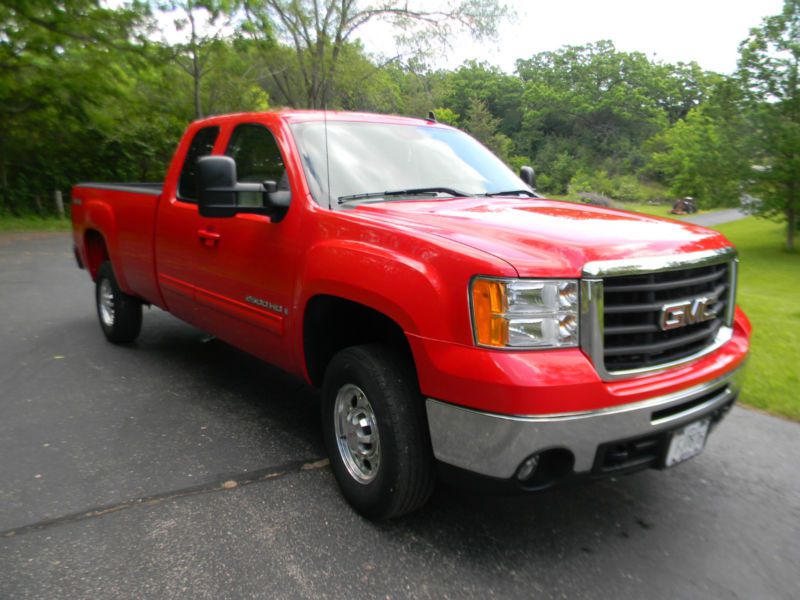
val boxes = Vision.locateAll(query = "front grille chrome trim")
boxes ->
[582,246,737,278]
[580,248,738,381]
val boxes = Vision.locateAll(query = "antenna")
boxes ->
[323,91,332,211]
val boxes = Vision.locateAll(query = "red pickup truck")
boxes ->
[72,111,750,519]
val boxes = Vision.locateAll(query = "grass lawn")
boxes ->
[714,218,800,421]
[613,202,680,219]
[0,216,71,232]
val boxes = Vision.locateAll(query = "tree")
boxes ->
[237,0,509,108]
[0,0,146,214]
[462,97,513,162]
[157,0,236,118]
[438,60,523,135]
[738,0,800,250]
[514,41,701,192]
[645,80,749,207]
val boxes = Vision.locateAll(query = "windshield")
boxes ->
[289,121,527,207]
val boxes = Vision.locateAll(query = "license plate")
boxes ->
[665,418,711,467]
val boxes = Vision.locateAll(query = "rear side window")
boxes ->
[178,126,219,202]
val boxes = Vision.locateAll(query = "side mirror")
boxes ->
[520,165,536,190]
[196,155,290,221]
[198,156,239,218]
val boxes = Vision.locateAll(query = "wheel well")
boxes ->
[303,295,413,387]
[84,229,109,280]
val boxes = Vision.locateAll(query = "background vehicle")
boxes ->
[71,111,751,519]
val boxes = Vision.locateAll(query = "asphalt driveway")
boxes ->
[0,232,798,599]
[683,208,748,227]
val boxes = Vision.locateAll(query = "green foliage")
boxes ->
[1,0,796,232]
[515,41,688,178]
[432,107,459,126]
[0,216,71,232]
[437,61,523,136]
[645,81,749,208]
[737,0,800,250]
[0,1,151,214]
[568,169,668,203]
[461,97,514,162]
[506,155,531,174]
[568,169,614,198]
[238,1,509,108]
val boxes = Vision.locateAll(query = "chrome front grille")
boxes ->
[602,262,730,371]
[580,248,738,380]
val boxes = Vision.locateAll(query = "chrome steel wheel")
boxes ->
[334,383,381,484]
[99,278,115,327]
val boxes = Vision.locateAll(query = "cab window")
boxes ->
[177,126,219,202]
[225,124,288,207]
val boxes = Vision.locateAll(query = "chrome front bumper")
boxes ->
[426,367,744,480]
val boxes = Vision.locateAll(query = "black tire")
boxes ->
[95,261,142,344]
[321,344,435,520]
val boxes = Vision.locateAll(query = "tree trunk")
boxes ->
[54,190,65,219]
[189,8,203,119]
[0,155,8,215]
[787,205,796,252]
[192,47,203,119]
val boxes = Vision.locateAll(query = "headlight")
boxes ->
[470,277,579,348]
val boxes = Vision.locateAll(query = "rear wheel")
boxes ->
[95,261,142,343]
[321,344,435,520]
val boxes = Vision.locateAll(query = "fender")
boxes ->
[82,198,132,293]
[296,238,456,373]
[298,238,446,334]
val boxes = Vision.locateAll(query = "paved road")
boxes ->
[683,209,748,227]
[1,232,798,600]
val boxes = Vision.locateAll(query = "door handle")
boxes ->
[198,228,221,247]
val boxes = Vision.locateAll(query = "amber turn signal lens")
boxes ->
[471,279,508,347]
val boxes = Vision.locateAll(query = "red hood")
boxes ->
[353,197,732,277]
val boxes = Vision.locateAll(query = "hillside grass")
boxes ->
[614,202,682,219]
[714,218,800,421]
[0,216,71,232]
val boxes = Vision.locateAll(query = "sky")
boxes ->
[355,0,786,74]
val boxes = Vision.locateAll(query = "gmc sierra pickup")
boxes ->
[72,111,751,519]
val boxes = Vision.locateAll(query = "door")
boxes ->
[188,122,304,372]
[155,124,221,328]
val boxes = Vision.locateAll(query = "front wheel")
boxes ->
[95,261,142,344]
[321,344,435,520]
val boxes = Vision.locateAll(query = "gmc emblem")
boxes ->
[658,297,716,331]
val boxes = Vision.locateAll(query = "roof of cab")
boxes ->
[191,110,450,129]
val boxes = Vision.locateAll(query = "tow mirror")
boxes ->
[197,155,290,221]
[198,156,239,218]
[520,165,536,190]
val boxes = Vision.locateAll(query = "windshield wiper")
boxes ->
[479,189,538,198]
[338,187,468,205]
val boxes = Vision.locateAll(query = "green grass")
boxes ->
[613,202,680,219]
[714,218,800,421]
[0,216,71,232]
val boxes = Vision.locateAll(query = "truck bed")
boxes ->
[74,182,163,195]
[72,182,164,306]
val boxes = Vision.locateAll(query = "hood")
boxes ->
[352,197,731,277]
